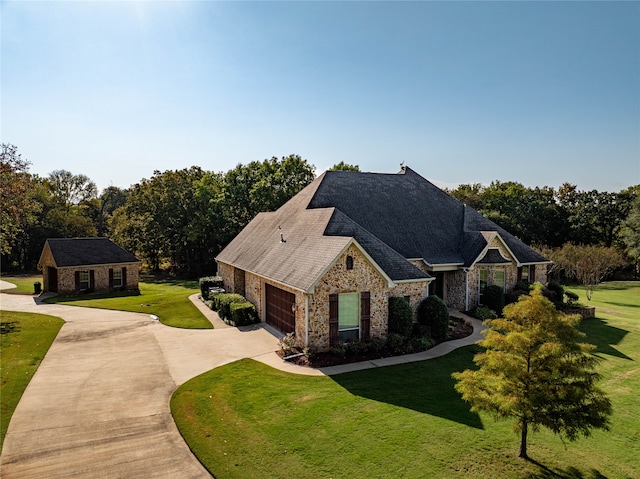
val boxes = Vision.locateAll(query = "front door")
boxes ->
[48,267,58,292]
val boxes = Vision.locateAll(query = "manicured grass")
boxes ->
[172,281,640,479]
[0,310,64,452]
[42,280,213,329]
[0,274,42,294]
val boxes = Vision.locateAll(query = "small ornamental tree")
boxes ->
[453,283,612,459]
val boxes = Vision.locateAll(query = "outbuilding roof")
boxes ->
[42,238,139,268]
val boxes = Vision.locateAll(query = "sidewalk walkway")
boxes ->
[191,294,486,376]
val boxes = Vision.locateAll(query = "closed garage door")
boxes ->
[265,284,295,334]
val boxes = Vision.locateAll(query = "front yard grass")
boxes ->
[0,311,64,452]
[41,279,212,329]
[0,274,41,294]
[172,281,640,479]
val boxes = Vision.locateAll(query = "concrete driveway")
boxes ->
[0,286,483,478]
[0,292,282,478]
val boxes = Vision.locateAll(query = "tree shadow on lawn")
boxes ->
[524,458,609,479]
[579,316,631,361]
[330,345,484,429]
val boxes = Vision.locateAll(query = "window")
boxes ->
[338,293,359,341]
[346,255,354,270]
[79,271,90,291]
[520,265,530,283]
[479,269,488,303]
[112,269,123,288]
[495,270,505,291]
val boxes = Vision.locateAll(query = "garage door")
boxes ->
[265,284,295,334]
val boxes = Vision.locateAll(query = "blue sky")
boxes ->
[2,1,639,193]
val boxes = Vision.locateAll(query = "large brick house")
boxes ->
[216,167,549,351]
[39,238,141,295]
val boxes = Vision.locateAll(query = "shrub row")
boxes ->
[207,292,259,327]
[330,334,436,359]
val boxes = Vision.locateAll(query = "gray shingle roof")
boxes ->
[217,167,548,292]
[45,238,139,268]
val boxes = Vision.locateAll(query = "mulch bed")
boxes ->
[277,318,473,369]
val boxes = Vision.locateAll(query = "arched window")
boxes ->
[346,255,354,270]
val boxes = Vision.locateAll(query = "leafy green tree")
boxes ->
[0,144,41,260]
[47,169,98,209]
[621,195,640,276]
[86,186,129,236]
[557,184,635,247]
[221,155,315,240]
[445,183,484,211]
[329,161,360,171]
[453,284,612,459]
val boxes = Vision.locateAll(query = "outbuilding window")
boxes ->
[112,269,123,288]
[78,271,90,291]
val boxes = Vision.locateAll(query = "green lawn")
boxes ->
[41,279,213,329]
[172,281,640,479]
[0,274,42,294]
[0,311,64,452]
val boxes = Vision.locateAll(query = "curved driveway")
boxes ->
[0,288,483,478]
[0,292,282,478]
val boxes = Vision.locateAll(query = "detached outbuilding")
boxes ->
[39,238,141,295]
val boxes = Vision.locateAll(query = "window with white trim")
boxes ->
[79,271,90,291]
[338,292,360,341]
[113,269,123,288]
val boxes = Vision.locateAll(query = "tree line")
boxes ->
[2,143,638,279]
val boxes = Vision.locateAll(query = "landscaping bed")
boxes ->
[277,317,473,368]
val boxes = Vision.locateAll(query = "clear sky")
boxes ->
[2,1,639,193]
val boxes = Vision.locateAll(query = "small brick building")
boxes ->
[39,238,141,295]
[216,167,550,352]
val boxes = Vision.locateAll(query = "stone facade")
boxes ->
[219,245,429,351]
[218,239,548,350]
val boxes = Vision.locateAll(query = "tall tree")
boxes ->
[221,155,315,240]
[621,195,640,276]
[86,186,129,236]
[0,144,40,259]
[48,169,98,209]
[453,284,612,459]
[329,161,360,171]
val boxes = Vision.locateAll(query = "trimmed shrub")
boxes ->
[545,281,565,305]
[472,305,498,321]
[388,296,413,339]
[483,285,504,316]
[230,301,259,326]
[514,281,532,292]
[385,333,406,354]
[417,295,449,343]
[505,288,528,305]
[214,293,245,320]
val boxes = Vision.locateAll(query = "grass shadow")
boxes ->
[331,345,484,429]
[579,316,631,360]
[524,458,609,478]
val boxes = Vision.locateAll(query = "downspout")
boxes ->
[464,268,469,311]
[304,296,310,347]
